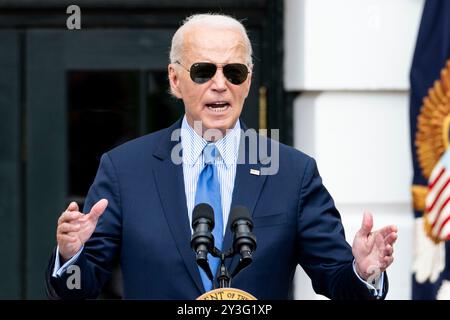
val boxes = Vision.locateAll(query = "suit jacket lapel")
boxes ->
[152,120,204,294]
[222,130,268,273]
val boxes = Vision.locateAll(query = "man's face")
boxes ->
[168,26,252,136]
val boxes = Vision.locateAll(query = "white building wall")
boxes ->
[284,0,425,299]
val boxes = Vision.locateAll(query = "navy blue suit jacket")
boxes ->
[46,119,387,299]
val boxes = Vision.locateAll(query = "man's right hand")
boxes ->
[56,199,108,262]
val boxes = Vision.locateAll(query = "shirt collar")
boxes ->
[180,115,240,168]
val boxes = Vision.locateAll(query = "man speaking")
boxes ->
[46,13,397,299]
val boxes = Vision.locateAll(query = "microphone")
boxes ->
[191,203,215,280]
[230,206,257,276]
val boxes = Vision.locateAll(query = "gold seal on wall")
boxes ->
[197,288,257,300]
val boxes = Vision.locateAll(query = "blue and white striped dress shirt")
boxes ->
[180,116,241,235]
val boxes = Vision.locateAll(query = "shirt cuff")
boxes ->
[52,246,84,278]
[352,260,384,298]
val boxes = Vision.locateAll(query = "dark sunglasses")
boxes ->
[175,61,250,85]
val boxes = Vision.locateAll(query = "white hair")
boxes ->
[169,13,253,65]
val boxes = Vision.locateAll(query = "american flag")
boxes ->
[425,149,450,242]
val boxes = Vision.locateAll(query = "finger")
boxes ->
[383,244,393,257]
[384,232,398,245]
[66,201,79,212]
[88,199,108,220]
[58,222,80,234]
[358,211,373,237]
[382,255,394,268]
[58,210,83,225]
[378,225,398,238]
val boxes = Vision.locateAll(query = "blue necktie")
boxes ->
[195,143,223,292]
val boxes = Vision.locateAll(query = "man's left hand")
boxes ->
[352,211,398,280]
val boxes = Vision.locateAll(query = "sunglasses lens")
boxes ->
[223,64,249,85]
[190,63,217,84]
[189,63,249,85]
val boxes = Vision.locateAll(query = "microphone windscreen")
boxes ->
[192,203,214,223]
[230,205,252,227]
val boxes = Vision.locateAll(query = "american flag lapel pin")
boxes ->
[250,169,260,176]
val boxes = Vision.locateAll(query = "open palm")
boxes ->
[352,212,398,280]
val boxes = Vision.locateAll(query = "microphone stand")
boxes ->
[210,247,252,289]
[211,248,233,288]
